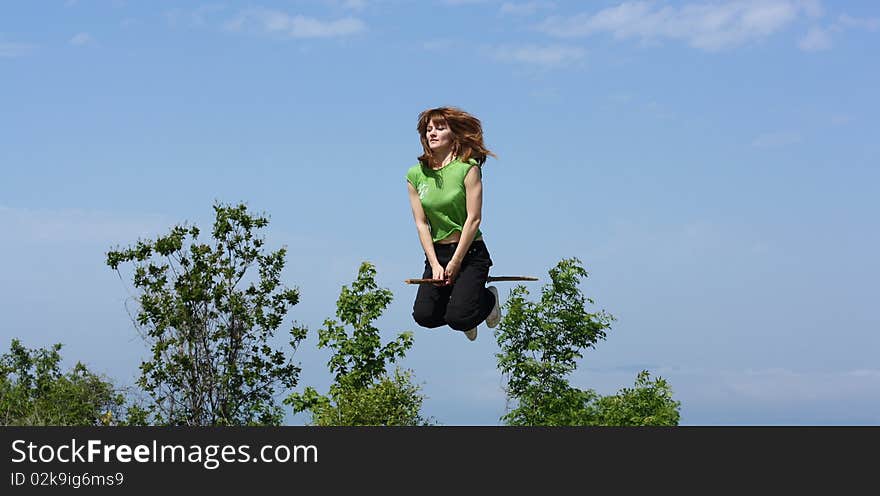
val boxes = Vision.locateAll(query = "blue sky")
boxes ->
[1,0,878,425]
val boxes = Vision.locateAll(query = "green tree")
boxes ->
[496,257,680,426]
[0,339,125,426]
[592,370,680,426]
[106,202,306,426]
[286,262,432,426]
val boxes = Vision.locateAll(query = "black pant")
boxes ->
[412,240,496,331]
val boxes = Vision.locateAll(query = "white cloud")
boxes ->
[792,11,880,53]
[567,365,880,424]
[483,43,585,67]
[500,1,555,16]
[724,368,880,404]
[799,26,831,51]
[580,365,880,414]
[333,0,368,10]
[751,130,802,148]
[538,0,823,51]
[166,5,227,28]
[69,32,93,46]
[223,8,366,38]
[837,13,880,31]
[0,42,35,57]
[799,0,824,18]
[444,0,493,5]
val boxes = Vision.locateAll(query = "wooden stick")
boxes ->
[486,276,539,282]
[404,276,538,284]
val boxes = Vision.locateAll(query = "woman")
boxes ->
[406,106,501,341]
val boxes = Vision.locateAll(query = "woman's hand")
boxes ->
[444,258,462,285]
[431,263,447,287]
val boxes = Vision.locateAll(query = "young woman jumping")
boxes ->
[406,106,501,341]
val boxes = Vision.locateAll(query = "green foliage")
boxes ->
[496,257,680,426]
[496,257,613,425]
[0,339,125,426]
[106,202,306,425]
[592,371,681,426]
[304,369,432,426]
[287,262,431,426]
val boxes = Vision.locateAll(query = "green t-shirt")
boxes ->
[406,158,483,243]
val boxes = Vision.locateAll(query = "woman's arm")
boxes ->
[408,182,446,284]
[445,165,483,283]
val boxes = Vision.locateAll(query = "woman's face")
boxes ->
[425,118,454,153]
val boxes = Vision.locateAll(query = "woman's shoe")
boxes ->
[486,286,502,328]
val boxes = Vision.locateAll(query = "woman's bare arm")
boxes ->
[408,182,445,282]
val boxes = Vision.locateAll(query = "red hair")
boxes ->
[417,107,497,167]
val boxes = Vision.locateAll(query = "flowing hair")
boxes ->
[417,107,497,168]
